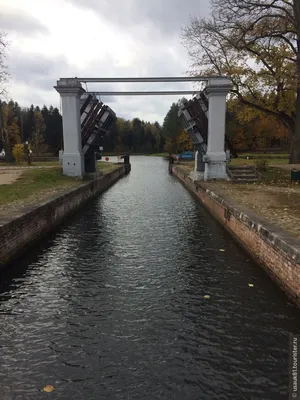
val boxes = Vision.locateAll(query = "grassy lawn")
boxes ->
[97,161,120,173]
[238,152,289,158]
[175,155,290,171]
[0,168,81,206]
[174,155,300,236]
[146,153,169,157]
[261,167,291,184]
[230,157,289,166]
[0,162,121,208]
[0,161,60,167]
[177,158,297,185]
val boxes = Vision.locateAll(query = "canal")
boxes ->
[0,156,299,399]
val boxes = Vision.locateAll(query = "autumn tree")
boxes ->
[177,130,193,153]
[182,0,300,163]
[0,101,21,161]
[227,98,289,150]
[165,136,179,154]
[30,111,48,153]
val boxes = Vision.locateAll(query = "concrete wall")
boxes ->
[0,166,126,269]
[172,166,300,307]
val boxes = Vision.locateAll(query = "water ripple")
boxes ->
[0,156,299,399]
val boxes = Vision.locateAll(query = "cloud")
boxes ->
[66,0,210,37]
[6,45,195,121]
[2,0,210,122]
[8,51,77,89]
[0,7,49,35]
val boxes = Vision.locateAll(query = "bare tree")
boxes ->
[182,0,300,163]
[0,32,9,99]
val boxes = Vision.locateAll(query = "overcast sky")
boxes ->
[0,0,211,123]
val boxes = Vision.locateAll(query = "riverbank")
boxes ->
[179,161,300,238]
[0,164,126,268]
[0,162,120,217]
[172,164,300,307]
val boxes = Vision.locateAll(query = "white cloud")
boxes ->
[0,0,210,122]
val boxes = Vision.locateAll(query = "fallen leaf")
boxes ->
[43,385,55,393]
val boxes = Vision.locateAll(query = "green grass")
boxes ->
[262,167,290,183]
[230,157,289,166]
[0,161,60,167]
[0,168,80,205]
[145,153,169,157]
[97,161,120,173]
[0,162,121,206]
[239,152,289,158]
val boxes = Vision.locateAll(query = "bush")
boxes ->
[12,144,24,163]
[254,159,269,171]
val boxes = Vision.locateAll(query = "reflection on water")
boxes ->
[0,156,299,399]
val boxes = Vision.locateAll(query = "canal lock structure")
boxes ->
[0,156,300,399]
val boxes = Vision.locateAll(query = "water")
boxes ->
[0,156,299,399]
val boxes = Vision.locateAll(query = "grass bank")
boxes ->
[145,153,168,157]
[0,161,60,167]
[230,157,289,166]
[174,157,300,237]
[0,168,81,206]
[0,162,121,217]
[98,161,120,173]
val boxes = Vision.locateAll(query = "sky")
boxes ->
[0,0,211,123]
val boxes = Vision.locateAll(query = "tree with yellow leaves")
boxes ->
[0,101,21,161]
[177,129,193,153]
[12,143,24,163]
[228,97,289,150]
[182,0,300,163]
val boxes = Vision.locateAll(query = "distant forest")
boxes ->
[0,96,290,160]
[0,100,169,156]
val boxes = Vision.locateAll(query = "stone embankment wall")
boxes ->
[172,165,300,307]
[0,166,126,268]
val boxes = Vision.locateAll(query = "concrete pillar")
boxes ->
[190,150,205,181]
[54,79,86,177]
[203,78,232,180]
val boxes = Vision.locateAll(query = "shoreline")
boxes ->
[0,166,127,269]
[172,165,300,308]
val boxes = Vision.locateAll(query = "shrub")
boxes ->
[12,143,24,163]
[254,159,269,171]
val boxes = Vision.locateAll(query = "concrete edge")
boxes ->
[0,167,123,229]
[0,166,126,267]
[172,165,300,306]
[174,166,300,263]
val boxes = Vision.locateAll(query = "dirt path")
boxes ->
[0,169,23,185]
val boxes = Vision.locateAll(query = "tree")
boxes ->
[12,143,24,162]
[165,136,179,154]
[0,101,21,161]
[31,111,48,153]
[162,103,181,138]
[227,97,289,150]
[182,0,300,163]
[0,32,9,99]
[177,129,193,153]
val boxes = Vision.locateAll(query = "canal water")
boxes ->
[0,156,299,399]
